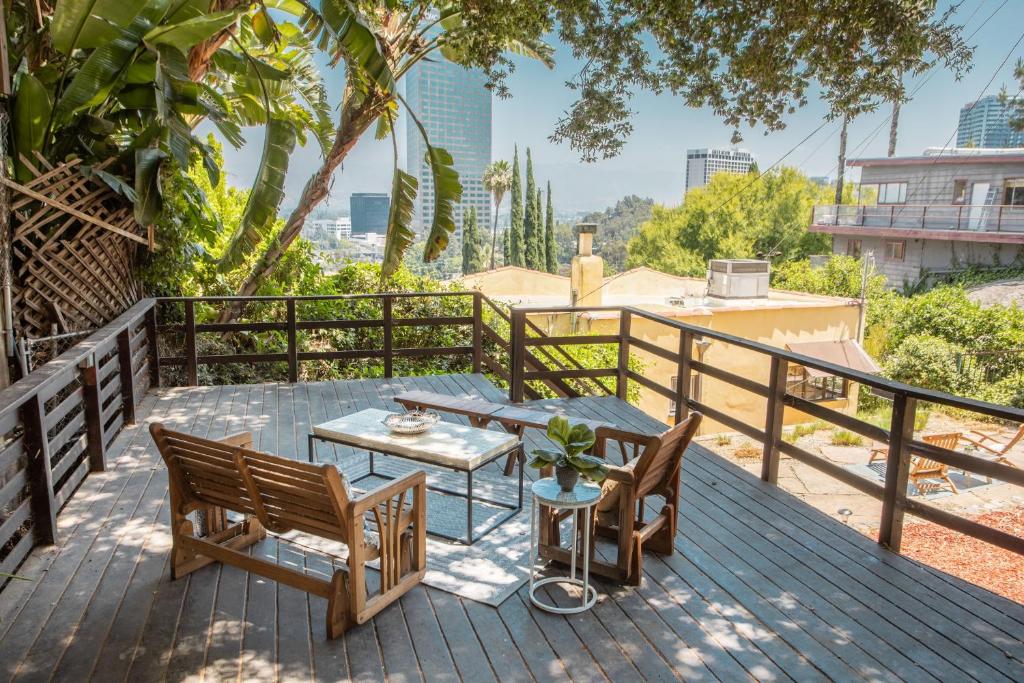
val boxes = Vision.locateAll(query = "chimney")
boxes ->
[570,223,603,307]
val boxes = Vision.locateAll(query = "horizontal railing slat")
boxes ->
[627,336,680,362]
[625,370,675,400]
[0,529,35,575]
[783,394,890,442]
[524,335,621,347]
[778,441,887,498]
[691,360,770,398]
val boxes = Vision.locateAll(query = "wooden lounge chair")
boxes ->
[959,423,1023,467]
[150,423,426,639]
[869,432,962,495]
[537,413,702,586]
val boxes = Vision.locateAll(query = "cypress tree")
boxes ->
[502,227,511,265]
[545,181,557,273]
[461,207,482,274]
[509,146,525,267]
[523,148,541,269]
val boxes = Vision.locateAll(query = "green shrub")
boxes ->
[830,430,864,447]
[883,334,964,394]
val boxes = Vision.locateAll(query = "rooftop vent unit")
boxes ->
[707,259,770,299]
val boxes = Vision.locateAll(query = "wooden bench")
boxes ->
[393,390,614,474]
[150,423,426,639]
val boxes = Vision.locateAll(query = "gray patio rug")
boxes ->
[293,451,537,606]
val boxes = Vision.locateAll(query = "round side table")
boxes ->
[528,477,601,614]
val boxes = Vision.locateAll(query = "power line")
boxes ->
[569,1,1011,305]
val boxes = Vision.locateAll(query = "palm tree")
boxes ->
[483,160,513,270]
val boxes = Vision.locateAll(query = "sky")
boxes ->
[216,0,1024,216]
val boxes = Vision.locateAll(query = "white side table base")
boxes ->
[528,478,601,614]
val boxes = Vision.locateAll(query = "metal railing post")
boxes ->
[616,310,631,400]
[879,393,916,552]
[761,357,788,483]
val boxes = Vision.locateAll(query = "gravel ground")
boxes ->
[898,507,1024,603]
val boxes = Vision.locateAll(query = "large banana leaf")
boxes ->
[51,0,151,54]
[310,0,395,93]
[143,9,242,52]
[12,74,52,182]
[381,168,418,281]
[134,147,166,225]
[54,0,172,118]
[219,118,298,271]
[421,145,461,262]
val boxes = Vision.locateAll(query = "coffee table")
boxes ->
[308,408,523,545]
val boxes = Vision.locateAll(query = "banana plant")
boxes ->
[7,0,332,235]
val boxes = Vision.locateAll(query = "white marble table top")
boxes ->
[313,408,519,471]
[531,478,601,508]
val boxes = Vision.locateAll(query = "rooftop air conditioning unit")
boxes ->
[707,259,770,299]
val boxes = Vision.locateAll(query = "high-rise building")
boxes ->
[350,193,389,235]
[405,53,492,237]
[957,95,1024,148]
[685,148,754,193]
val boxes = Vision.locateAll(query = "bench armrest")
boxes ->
[350,471,427,517]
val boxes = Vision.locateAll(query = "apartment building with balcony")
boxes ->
[809,148,1024,287]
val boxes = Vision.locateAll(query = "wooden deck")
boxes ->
[2,373,1023,682]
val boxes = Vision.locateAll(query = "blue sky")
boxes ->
[216,0,1024,215]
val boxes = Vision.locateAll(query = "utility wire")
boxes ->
[568,0,1010,306]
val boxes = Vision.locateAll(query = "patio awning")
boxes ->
[785,339,881,377]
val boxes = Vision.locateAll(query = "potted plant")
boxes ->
[528,416,609,491]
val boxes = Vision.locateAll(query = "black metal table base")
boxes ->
[308,433,524,545]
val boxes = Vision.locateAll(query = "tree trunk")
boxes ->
[187,0,248,81]
[489,197,501,270]
[216,86,390,323]
[888,99,900,157]
[835,115,849,205]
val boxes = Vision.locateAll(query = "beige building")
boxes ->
[460,230,877,434]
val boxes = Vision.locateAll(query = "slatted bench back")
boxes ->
[152,424,352,544]
[239,450,350,542]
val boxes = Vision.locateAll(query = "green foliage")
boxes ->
[482,159,512,269]
[528,416,607,483]
[461,207,484,275]
[829,430,864,447]
[568,196,654,273]
[545,182,557,273]
[771,255,887,299]
[382,168,419,280]
[8,0,328,231]
[626,168,836,275]
[883,334,964,394]
[509,146,525,267]
[523,148,543,269]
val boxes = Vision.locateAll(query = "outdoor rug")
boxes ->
[295,450,537,606]
[850,461,1002,499]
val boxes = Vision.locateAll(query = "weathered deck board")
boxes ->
[2,373,1023,682]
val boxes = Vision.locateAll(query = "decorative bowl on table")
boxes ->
[383,410,439,435]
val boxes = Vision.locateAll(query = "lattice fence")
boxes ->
[3,155,151,343]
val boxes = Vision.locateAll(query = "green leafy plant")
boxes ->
[830,430,864,447]
[528,416,608,483]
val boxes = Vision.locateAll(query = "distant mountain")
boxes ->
[581,196,655,273]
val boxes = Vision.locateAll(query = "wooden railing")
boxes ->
[0,299,156,576]
[811,203,1024,233]
[508,305,1024,555]
[154,292,485,385]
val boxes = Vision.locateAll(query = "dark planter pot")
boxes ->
[555,465,579,492]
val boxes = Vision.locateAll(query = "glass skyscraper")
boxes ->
[405,54,492,237]
[956,95,1024,148]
